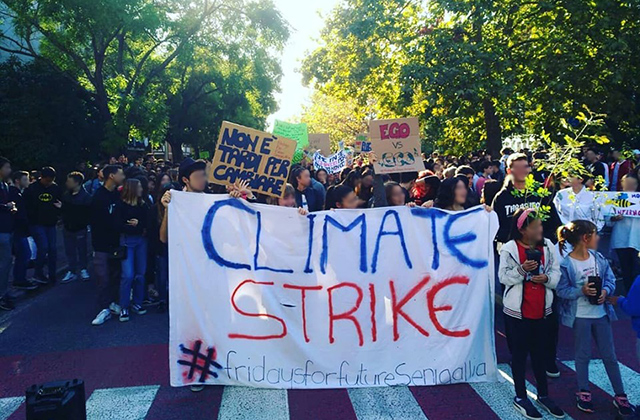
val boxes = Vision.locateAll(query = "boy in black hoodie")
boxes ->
[90,165,125,326]
[492,153,561,244]
[10,171,37,291]
[0,157,16,310]
[24,166,62,284]
[492,152,562,379]
[61,171,92,283]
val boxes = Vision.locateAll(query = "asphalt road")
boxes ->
[1,264,638,420]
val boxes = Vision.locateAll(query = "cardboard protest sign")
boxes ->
[273,120,309,148]
[169,192,500,389]
[354,133,371,153]
[313,150,347,174]
[308,133,331,156]
[209,121,297,198]
[369,117,424,174]
[599,191,640,218]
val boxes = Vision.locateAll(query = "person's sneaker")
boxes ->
[79,269,90,281]
[0,298,15,311]
[190,385,205,392]
[613,394,633,416]
[537,396,565,418]
[61,271,77,283]
[91,309,111,325]
[546,363,561,378]
[119,308,130,322]
[109,302,122,315]
[132,304,147,315]
[13,281,38,291]
[31,275,49,285]
[513,397,543,419]
[576,391,595,413]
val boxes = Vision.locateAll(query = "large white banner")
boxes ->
[169,192,499,389]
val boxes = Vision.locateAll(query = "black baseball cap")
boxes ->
[178,158,206,183]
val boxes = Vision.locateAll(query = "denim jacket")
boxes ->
[556,250,617,328]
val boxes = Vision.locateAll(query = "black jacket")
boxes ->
[0,182,13,233]
[90,186,120,252]
[62,188,92,231]
[8,186,28,236]
[492,180,561,244]
[24,181,62,227]
[117,201,148,236]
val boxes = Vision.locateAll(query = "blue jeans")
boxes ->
[30,225,57,280]
[63,228,88,272]
[156,255,168,303]
[0,233,12,298]
[12,235,31,283]
[120,235,147,309]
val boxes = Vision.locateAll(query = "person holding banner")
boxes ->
[499,208,565,420]
[608,174,640,292]
[159,158,208,394]
[325,184,359,210]
[290,166,323,212]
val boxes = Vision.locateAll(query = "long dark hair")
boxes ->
[325,184,353,209]
[434,177,463,209]
[121,178,143,206]
[557,220,597,255]
[384,181,402,206]
[289,166,308,189]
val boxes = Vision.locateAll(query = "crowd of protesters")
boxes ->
[0,144,639,415]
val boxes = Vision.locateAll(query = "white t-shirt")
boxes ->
[570,254,606,319]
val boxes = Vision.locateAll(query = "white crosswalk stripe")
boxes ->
[3,360,640,420]
[347,386,428,420]
[0,397,24,420]
[562,360,640,403]
[218,386,288,420]
[86,385,159,420]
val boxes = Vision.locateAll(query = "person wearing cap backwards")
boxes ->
[159,158,208,392]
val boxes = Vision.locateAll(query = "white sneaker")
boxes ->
[109,302,122,315]
[80,269,90,281]
[91,309,112,325]
[61,271,77,283]
[190,385,205,392]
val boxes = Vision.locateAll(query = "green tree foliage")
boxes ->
[299,91,369,150]
[0,0,289,156]
[302,0,640,155]
[0,57,100,171]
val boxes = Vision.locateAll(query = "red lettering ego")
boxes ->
[283,283,323,343]
[228,279,287,340]
[379,122,411,140]
[328,282,364,346]
[426,276,471,337]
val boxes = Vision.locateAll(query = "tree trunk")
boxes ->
[482,98,502,156]
[166,134,184,163]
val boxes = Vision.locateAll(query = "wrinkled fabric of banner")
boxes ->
[169,191,500,389]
